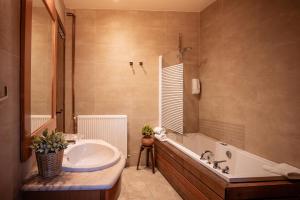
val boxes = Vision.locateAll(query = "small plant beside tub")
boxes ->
[141,125,154,146]
[31,130,68,178]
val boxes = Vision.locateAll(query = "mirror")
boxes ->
[21,0,57,161]
[30,0,53,133]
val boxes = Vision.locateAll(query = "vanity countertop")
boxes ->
[22,155,126,191]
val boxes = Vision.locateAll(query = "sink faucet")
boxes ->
[213,160,226,169]
[200,150,213,160]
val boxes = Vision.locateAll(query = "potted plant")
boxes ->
[31,130,68,178]
[141,125,154,146]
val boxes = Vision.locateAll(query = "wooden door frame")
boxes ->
[56,14,66,132]
[66,12,76,133]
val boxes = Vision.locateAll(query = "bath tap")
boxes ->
[213,160,226,169]
[222,166,230,174]
[200,150,213,160]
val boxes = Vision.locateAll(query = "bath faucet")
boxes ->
[213,160,226,169]
[200,150,213,160]
[222,166,230,174]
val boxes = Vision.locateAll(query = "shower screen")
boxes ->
[161,63,184,134]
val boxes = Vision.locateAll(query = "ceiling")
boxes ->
[64,0,216,12]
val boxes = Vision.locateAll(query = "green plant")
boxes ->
[30,130,68,154]
[141,125,154,137]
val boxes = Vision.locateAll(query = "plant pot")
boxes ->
[36,150,64,178]
[141,136,154,146]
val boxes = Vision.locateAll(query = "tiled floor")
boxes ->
[119,166,183,200]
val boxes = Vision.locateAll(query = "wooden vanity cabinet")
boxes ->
[154,139,300,200]
[22,176,121,200]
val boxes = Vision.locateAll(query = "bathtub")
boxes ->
[161,133,286,183]
[62,139,121,172]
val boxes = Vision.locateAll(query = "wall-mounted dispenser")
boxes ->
[192,79,200,95]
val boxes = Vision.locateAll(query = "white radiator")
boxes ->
[77,115,128,156]
[31,115,51,133]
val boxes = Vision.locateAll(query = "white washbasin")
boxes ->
[62,139,121,172]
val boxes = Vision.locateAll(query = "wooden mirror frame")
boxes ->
[20,0,58,162]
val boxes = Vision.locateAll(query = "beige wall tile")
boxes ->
[76,10,96,27]
[72,9,200,165]
[0,0,22,55]
[0,0,21,199]
[199,0,300,167]
[95,10,135,29]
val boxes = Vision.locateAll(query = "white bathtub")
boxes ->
[62,140,121,172]
[162,133,286,183]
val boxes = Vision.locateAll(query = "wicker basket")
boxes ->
[36,150,64,178]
